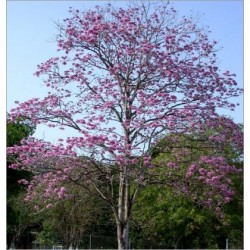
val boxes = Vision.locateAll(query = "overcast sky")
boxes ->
[7,0,243,142]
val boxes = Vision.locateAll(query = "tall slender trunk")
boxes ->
[116,168,130,249]
[116,102,134,249]
[117,219,129,249]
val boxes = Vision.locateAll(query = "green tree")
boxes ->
[131,176,243,249]
[131,120,243,249]
[7,116,36,248]
[32,183,113,249]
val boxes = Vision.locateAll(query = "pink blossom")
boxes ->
[46,204,52,209]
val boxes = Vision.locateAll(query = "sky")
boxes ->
[6,0,243,143]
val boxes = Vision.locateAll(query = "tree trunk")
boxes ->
[117,220,129,249]
[116,169,130,249]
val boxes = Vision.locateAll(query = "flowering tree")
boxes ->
[8,2,242,249]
